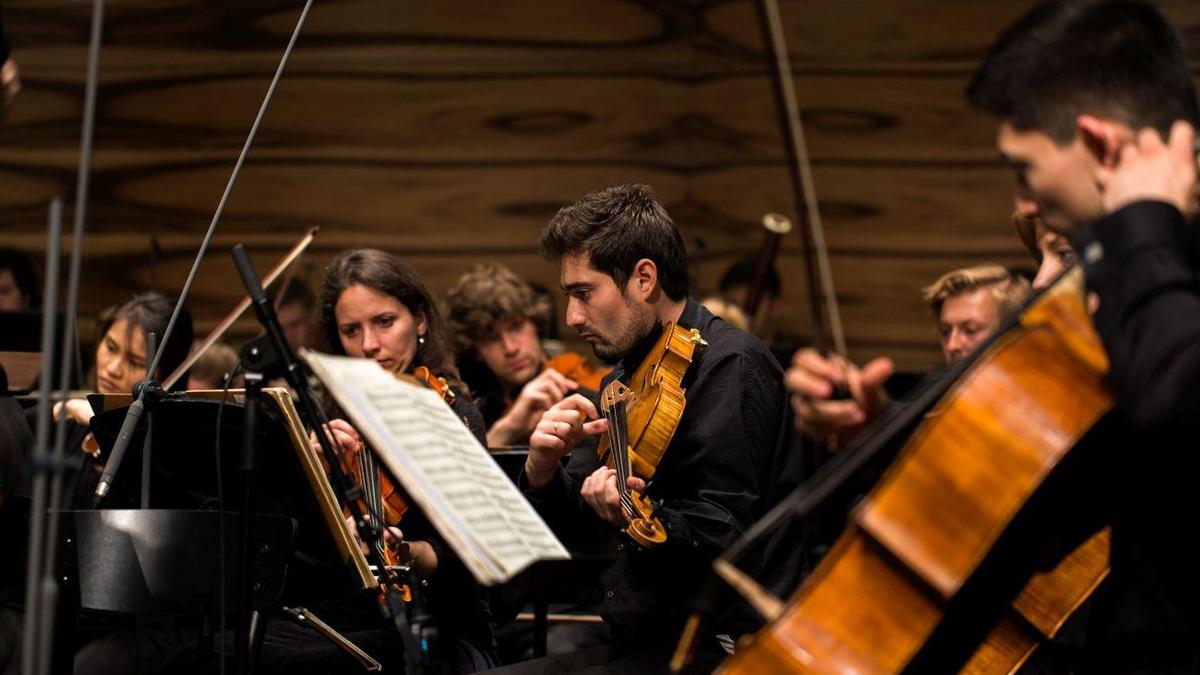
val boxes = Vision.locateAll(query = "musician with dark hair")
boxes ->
[2,291,194,675]
[965,0,1200,669]
[30,292,194,495]
[520,184,798,666]
[254,248,498,674]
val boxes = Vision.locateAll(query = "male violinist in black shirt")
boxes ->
[519,184,796,667]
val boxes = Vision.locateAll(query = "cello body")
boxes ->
[721,268,1112,674]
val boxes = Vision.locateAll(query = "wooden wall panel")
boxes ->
[3,73,999,164]
[6,0,1195,370]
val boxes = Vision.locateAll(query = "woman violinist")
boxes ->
[24,291,194,507]
[3,292,193,675]
[283,248,497,673]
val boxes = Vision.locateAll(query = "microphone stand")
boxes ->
[92,0,315,507]
[230,245,437,673]
[20,198,64,675]
[22,0,106,670]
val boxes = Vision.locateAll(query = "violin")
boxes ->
[544,351,607,392]
[595,322,706,548]
[338,365,455,605]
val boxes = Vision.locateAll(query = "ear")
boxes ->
[628,258,658,301]
[1076,114,1123,168]
[415,309,428,338]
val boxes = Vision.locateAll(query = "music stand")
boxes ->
[86,388,375,595]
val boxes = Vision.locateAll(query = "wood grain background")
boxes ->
[4,0,1198,369]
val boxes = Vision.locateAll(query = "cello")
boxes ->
[672,0,1111,670]
[715,267,1112,673]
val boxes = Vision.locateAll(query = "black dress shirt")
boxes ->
[1075,200,1200,673]
[521,298,797,653]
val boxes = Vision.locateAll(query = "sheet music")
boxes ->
[302,350,569,586]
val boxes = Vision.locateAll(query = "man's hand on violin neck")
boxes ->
[525,394,608,489]
[581,467,644,526]
[785,348,892,445]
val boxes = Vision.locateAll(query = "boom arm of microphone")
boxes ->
[91,0,316,506]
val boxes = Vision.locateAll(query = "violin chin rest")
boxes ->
[626,518,668,548]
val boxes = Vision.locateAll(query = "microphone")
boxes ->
[231,244,301,387]
[93,331,158,506]
[92,397,145,503]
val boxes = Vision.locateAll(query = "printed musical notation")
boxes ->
[302,351,569,586]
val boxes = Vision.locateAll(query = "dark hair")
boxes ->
[539,184,689,301]
[278,278,315,311]
[967,0,1200,144]
[98,292,194,391]
[317,249,466,394]
[0,246,41,308]
[718,256,781,299]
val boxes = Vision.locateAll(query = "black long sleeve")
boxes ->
[1074,199,1200,670]
[1079,200,1200,427]
[521,300,794,650]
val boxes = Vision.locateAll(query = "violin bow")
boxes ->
[92,0,316,506]
[162,226,319,390]
[673,0,847,668]
[758,0,846,357]
[272,241,307,310]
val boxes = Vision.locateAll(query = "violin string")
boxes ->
[613,402,626,514]
[602,395,632,520]
[614,401,636,520]
[361,448,388,563]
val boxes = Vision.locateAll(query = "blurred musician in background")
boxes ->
[445,262,606,447]
[0,247,38,312]
[922,263,1031,366]
[787,215,1072,450]
[183,339,239,390]
[0,2,20,115]
[275,278,317,352]
[2,291,192,675]
[710,256,784,341]
[31,292,193,498]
